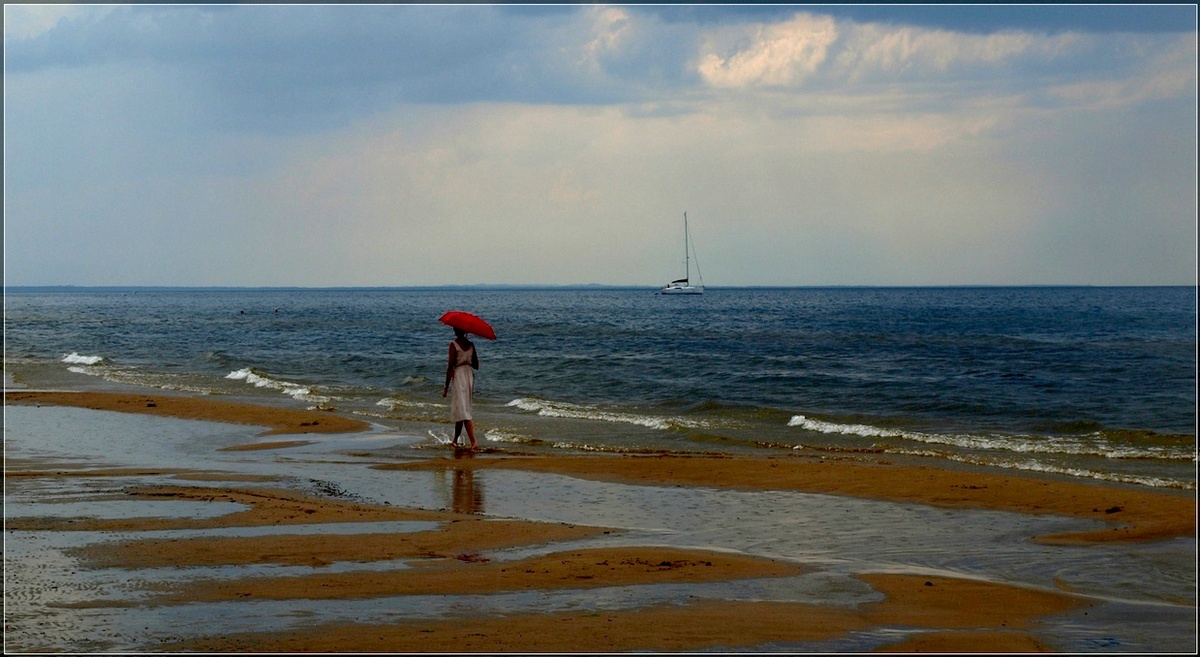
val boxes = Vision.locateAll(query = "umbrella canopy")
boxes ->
[439,311,497,340]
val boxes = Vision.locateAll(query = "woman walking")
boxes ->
[442,327,480,449]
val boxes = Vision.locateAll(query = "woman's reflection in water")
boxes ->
[448,449,484,514]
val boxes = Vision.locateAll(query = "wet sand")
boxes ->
[9,391,1193,546]
[4,390,370,436]
[5,390,1192,652]
[388,453,1196,545]
[173,574,1084,653]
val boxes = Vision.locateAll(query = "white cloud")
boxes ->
[582,6,633,67]
[697,13,839,88]
[698,12,1061,90]
[840,23,1062,75]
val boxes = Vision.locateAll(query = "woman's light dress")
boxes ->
[448,341,474,422]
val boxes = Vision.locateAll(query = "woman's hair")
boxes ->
[453,327,467,338]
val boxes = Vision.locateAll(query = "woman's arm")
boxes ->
[442,343,456,396]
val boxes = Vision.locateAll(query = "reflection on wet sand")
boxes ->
[441,449,484,514]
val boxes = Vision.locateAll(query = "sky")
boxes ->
[4,3,1197,287]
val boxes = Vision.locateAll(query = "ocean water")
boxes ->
[4,286,1196,489]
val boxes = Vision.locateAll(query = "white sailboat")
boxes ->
[660,212,704,294]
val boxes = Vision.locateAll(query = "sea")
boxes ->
[4,286,1197,490]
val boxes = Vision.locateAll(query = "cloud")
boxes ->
[6,5,565,132]
[582,6,634,68]
[1040,33,1197,108]
[697,13,839,88]
[691,12,1173,100]
[7,6,1193,133]
[834,24,1046,79]
[2,4,115,40]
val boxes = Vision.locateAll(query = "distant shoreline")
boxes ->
[6,284,1195,293]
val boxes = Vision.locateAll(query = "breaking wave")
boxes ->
[62,353,105,365]
[506,397,708,431]
[884,446,1196,491]
[788,415,1196,463]
[226,368,330,404]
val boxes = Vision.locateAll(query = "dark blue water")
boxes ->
[4,286,1196,488]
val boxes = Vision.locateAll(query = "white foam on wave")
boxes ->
[226,368,330,404]
[793,433,1194,489]
[376,397,441,411]
[483,428,525,444]
[788,414,1193,462]
[63,361,217,395]
[906,448,1196,490]
[789,415,905,439]
[507,397,704,431]
[62,352,105,365]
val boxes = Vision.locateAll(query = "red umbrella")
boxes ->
[439,311,497,340]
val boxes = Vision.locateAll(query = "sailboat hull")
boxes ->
[660,284,704,294]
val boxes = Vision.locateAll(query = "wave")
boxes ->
[226,368,330,404]
[62,362,217,395]
[789,415,907,439]
[885,447,1196,491]
[372,397,446,423]
[482,427,540,445]
[506,397,708,431]
[61,352,105,365]
[376,397,442,411]
[788,414,1197,463]
[485,432,707,455]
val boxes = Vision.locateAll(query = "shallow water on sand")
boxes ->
[3,405,1196,652]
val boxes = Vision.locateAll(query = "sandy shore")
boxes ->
[6,390,1193,652]
[10,391,1192,545]
[171,574,1085,653]
[4,390,370,436]
[387,453,1196,545]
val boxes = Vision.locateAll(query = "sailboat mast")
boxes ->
[660,210,702,294]
[684,212,689,282]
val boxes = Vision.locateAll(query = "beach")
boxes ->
[4,390,1195,653]
[7,0,1198,649]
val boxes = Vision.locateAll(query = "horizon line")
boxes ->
[5,283,1196,292]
